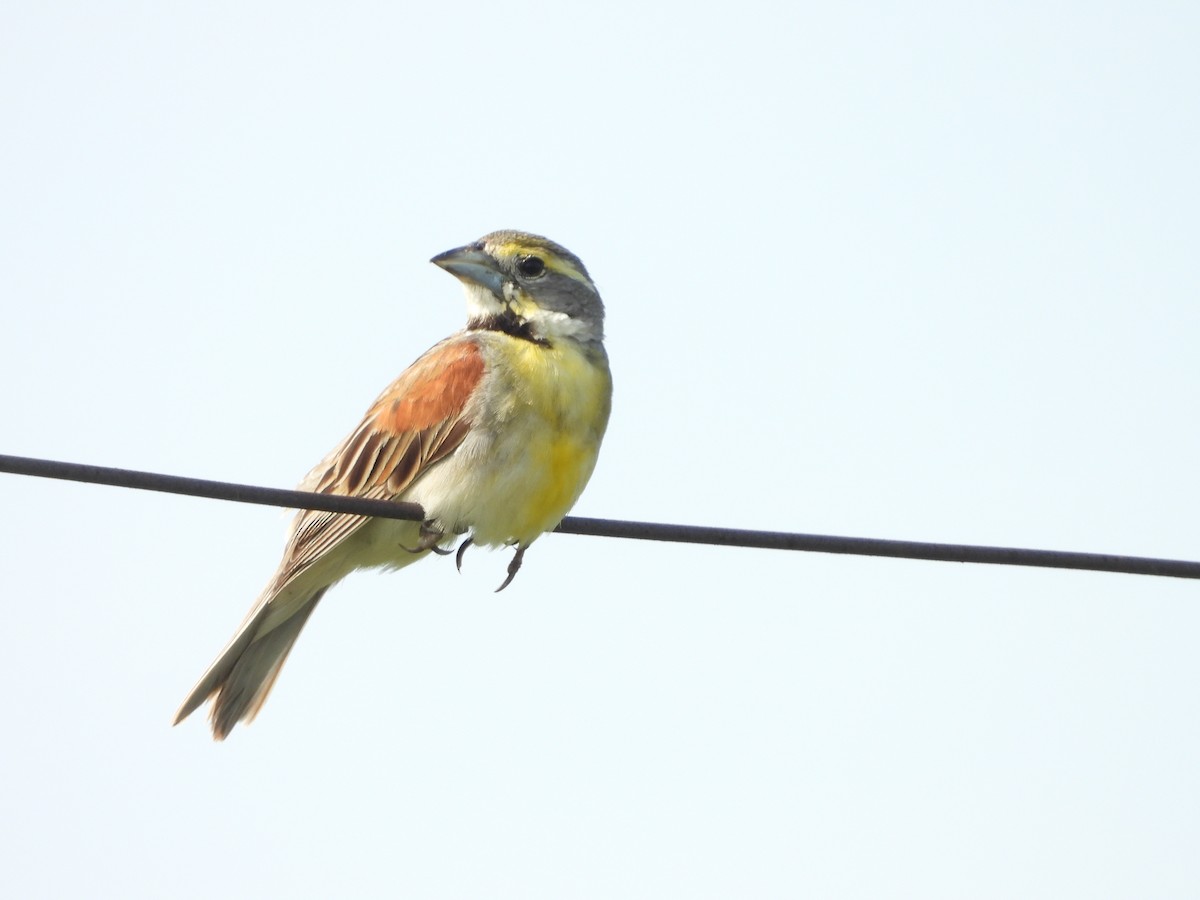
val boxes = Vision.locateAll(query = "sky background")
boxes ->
[2,2,1199,897]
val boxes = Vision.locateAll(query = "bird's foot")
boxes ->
[494,545,526,593]
[402,522,452,555]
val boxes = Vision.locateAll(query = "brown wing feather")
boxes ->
[274,337,485,588]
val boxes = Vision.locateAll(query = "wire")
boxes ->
[0,453,425,521]
[2,452,1198,581]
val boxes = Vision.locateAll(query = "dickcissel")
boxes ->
[174,230,612,739]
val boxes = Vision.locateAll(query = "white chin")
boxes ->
[463,283,505,319]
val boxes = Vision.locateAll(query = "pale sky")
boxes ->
[2,2,1199,898]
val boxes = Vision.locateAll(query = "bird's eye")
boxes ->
[516,255,546,278]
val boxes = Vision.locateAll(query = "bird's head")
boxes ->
[432,231,604,345]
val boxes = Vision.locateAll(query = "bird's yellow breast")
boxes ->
[478,334,612,544]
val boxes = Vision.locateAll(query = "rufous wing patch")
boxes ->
[376,341,485,434]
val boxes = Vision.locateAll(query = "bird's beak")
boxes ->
[431,244,505,298]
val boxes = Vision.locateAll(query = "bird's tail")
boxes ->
[173,585,329,740]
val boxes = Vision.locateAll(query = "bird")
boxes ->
[173,230,612,739]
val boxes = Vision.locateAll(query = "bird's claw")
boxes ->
[402,522,451,554]
[494,545,525,593]
[455,537,474,573]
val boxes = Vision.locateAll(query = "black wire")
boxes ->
[2,452,1198,581]
[0,453,425,521]
[556,516,1200,579]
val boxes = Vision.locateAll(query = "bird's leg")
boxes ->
[455,536,474,573]
[494,545,526,593]
[402,521,452,555]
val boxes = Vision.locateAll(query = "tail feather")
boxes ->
[173,587,328,740]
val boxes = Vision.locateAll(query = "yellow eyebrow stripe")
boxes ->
[493,240,591,285]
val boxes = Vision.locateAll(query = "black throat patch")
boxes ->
[468,309,549,346]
